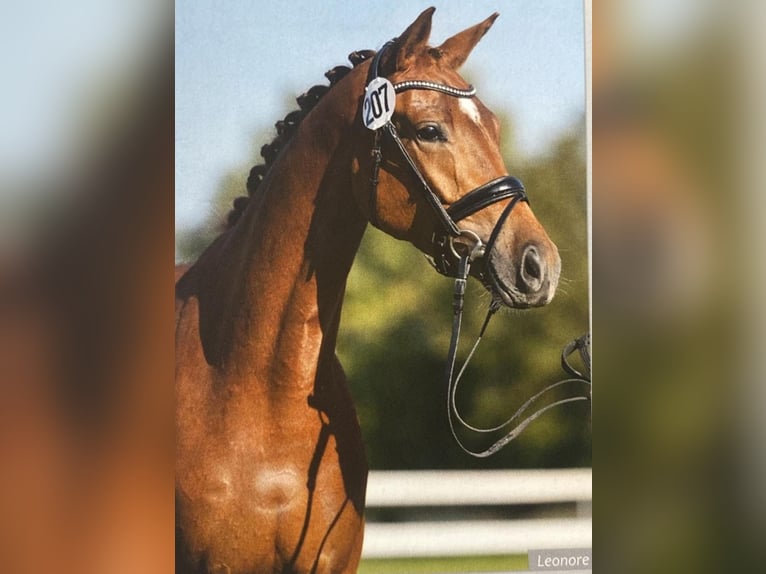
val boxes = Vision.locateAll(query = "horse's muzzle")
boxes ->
[482,239,561,309]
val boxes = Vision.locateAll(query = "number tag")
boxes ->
[363,77,395,130]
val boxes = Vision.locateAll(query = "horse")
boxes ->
[175,8,561,573]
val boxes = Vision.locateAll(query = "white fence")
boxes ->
[361,468,592,559]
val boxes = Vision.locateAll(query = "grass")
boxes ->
[358,554,528,573]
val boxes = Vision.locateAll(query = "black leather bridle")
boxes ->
[365,41,529,281]
[364,40,591,457]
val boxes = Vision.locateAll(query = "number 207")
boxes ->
[364,85,391,125]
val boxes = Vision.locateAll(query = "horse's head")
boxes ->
[351,8,561,309]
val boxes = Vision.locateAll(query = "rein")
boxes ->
[444,256,591,457]
[364,41,591,457]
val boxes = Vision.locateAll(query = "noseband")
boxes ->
[363,41,591,457]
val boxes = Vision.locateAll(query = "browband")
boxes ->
[367,40,476,98]
[394,80,476,98]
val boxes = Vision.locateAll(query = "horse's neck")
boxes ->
[192,96,367,384]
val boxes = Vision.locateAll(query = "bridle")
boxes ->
[364,40,591,457]
[365,41,529,282]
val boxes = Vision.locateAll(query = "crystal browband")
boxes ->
[393,80,476,98]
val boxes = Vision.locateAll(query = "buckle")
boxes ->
[426,229,485,278]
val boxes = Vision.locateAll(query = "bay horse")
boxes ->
[175,8,561,573]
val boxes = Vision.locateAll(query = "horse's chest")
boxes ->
[177,416,359,574]
[179,418,313,512]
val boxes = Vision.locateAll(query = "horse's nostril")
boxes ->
[520,245,544,292]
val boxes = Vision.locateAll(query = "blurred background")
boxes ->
[0,1,174,573]
[2,0,766,572]
[594,0,766,572]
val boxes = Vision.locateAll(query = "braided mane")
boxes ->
[225,49,376,228]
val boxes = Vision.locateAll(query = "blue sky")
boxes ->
[175,1,585,234]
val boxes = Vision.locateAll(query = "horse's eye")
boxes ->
[416,124,445,143]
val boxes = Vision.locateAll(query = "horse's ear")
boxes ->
[437,12,499,69]
[390,7,435,72]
